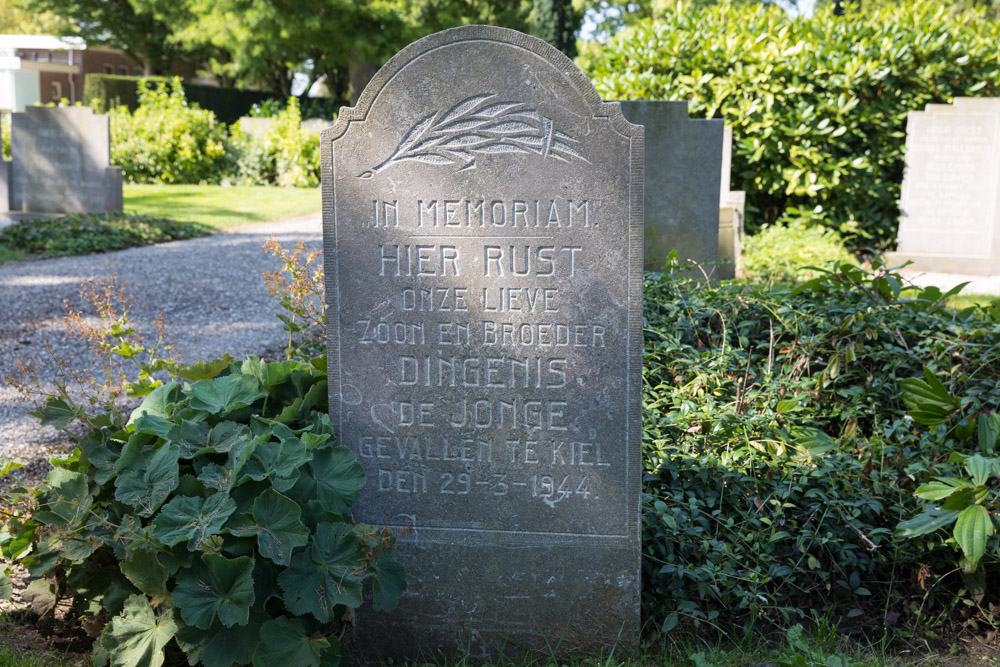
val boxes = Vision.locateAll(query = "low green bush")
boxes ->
[582,0,1000,247]
[642,261,1000,633]
[742,223,857,284]
[0,212,212,257]
[229,98,321,187]
[110,79,228,184]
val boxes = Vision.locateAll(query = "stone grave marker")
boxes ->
[718,126,746,280]
[888,98,1000,274]
[7,106,122,214]
[322,25,643,659]
[618,100,723,274]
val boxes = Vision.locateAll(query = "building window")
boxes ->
[118,66,128,75]
[103,64,114,74]
[133,67,143,76]
[51,81,62,101]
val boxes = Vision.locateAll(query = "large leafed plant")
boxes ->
[0,355,404,667]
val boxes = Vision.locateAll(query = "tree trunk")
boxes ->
[348,59,377,105]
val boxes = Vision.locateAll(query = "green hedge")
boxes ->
[581,0,1000,247]
[84,75,339,125]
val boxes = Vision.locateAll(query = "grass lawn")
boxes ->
[123,184,321,230]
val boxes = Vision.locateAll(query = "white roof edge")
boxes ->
[0,35,87,50]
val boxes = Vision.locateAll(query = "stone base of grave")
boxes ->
[885,252,1000,276]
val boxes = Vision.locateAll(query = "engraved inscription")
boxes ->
[358,94,588,179]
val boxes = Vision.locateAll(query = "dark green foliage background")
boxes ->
[0,212,211,257]
[641,264,1000,632]
[532,0,580,58]
[581,0,1000,247]
[85,75,341,125]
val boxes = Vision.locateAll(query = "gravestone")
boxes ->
[8,106,122,214]
[0,159,9,214]
[618,100,723,274]
[718,126,746,280]
[887,98,1000,274]
[323,25,643,659]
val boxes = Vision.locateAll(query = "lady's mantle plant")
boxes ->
[0,354,405,667]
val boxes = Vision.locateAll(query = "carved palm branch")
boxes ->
[358,94,588,178]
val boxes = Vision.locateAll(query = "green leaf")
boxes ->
[372,550,406,612]
[174,355,235,381]
[173,553,255,629]
[895,507,960,538]
[152,493,237,551]
[168,420,250,458]
[0,572,12,600]
[278,522,364,622]
[229,489,309,566]
[309,448,365,514]
[953,504,994,570]
[102,594,178,667]
[127,382,181,426]
[243,433,310,492]
[0,457,27,479]
[39,468,91,525]
[174,614,263,667]
[251,617,332,667]
[120,549,169,601]
[914,481,968,501]
[978,414,999,454]
[781,425,835,458]
[189,375,268,415]
[132,413,173,440]
[901,368,957,426]
[965,455,999,487]
[115,444,180,517]
[32,397,83,429]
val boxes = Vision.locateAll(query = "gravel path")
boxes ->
[0,213,322,472]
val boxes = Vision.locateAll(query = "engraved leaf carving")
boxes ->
[436,94,495,125]
[434,118,490,134]
[475,102,526,117]
[484,121,538,134]
[397,112,437,154]
[359,93,588,178]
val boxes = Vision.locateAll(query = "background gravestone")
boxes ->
[8,106,122,214]
[887,98,1000,274]
[618,100,724,274]
[323,25,643,659]
[718,126,747,280]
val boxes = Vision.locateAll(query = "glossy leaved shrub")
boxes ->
[582,0,1000,247]
[642,262,1000,632]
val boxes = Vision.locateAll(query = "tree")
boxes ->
[22,0,202,75]
[0,0,66,33]
[532,0,581,57]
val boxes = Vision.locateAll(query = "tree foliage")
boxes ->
[532,0,580,57]
[582,0,1000,247]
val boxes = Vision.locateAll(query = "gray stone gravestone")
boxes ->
[8,106,122,214]
[323,25,643,659]
[718,126,746,280]
[887,99,1000,275]
[618,100,723,274]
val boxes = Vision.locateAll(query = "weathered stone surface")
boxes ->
[888,99,1000,274]
[618,100,723,274]
[0,160,10,214]
[9,106,122,214]
[323,25,642,659]
[717,126,745,280]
